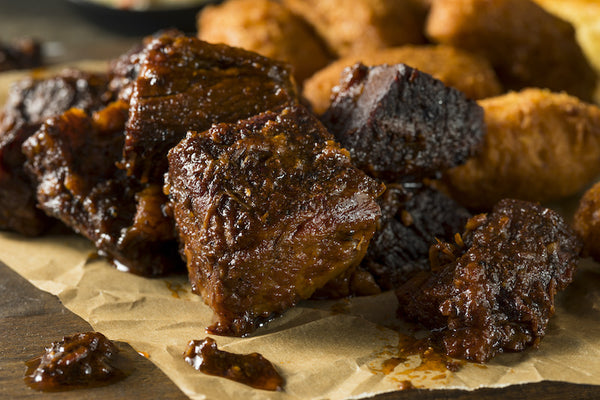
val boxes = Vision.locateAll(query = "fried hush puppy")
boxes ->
[444,88,600,210]
[303,45,502,115]
[282,0,425,58]
[574,182,600,262]
[197,0,332,83]
[397,199,582,363]
[533,0,600,72]
[426,0,597,102]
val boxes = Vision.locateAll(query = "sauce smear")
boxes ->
[24,331,129,391]
[183,337,284,391]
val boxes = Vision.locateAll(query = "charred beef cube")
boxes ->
[363,182,471,290]
[108,29,185,102]
[122,32,298,184]
[321,63,485,183]
[0,70,111,235]
[0,38,42,72]
[22,102,182,276]
[166,105,384,336]
[396,199,581,363]
[314,182,471,298]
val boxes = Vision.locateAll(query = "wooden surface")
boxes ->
[0,262,189,400]
[1,1,600,399]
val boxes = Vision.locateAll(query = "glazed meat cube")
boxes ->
[314,182,471,298]
[0,70,111,235]
[122,32,298,184]
[426,0,597,101]
[23,102,181,276]
[396,199,581,362]
[166,105,384,336]
[321,63,485,183]
[363,182,471,290]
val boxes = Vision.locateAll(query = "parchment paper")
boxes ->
[2,66,600,400]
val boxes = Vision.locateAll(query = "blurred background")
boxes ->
[0,0,217,64]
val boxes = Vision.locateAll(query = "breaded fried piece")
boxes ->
[303,45,502,115]
[197,0,332,83]
[426,0,597,102]
[444,89,600,210]
[282,0,425,58]
[397,199,581,362]
[574,182,600,261]
[533,0,600,102]
[533,0,600,70]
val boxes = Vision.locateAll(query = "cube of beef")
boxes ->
[22,102,182,276]
[396,199,581,362]
[0,70,111,235]
[363,182,471,290]
[321,63,485,183]
[166,105,384,336]
[122,32,298,184]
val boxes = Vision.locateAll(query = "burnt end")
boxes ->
[0,38,42,72]
[122,32,298,184]
[166,105,384,336]
[0,70,111,235]
[108,29,185,102]
[321,63,485,183]
[396,199,581,363]
[363,182,471,290]
[22,102,182,276]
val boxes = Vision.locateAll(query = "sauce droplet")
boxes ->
[24,332,130,392]
[183,337,284,391]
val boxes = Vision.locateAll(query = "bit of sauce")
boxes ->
[165,280,186,298]
[24,332,130,392]
[138,351,150,359]
[369,332,465,389]
[183,337,284,391]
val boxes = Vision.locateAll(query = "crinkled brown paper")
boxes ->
[2,65,600,400]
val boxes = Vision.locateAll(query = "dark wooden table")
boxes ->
[1,1,599,398]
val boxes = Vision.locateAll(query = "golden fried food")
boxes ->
[282,0,425,58]
[197,0,332,83]
[303,45,502,115]
[533,0,600,102]
[426,0,597,102]
[443,88,600,210]
[574,181,600,261]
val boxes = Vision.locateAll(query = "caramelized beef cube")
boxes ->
[0,70,110,235]
[363,182,471,290]
[22,102,181,276]
[166,105,384,336]
[0,38,42,72]
[122,32,298,184]
[321,63,485,183]
[396,199,581,362]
